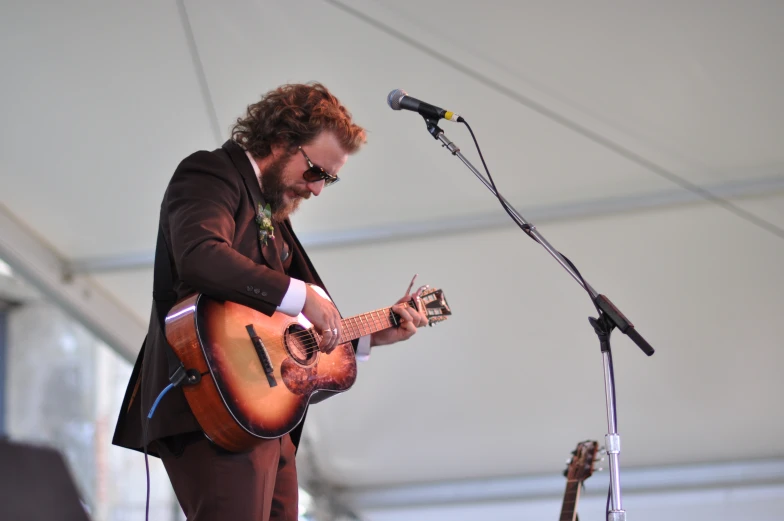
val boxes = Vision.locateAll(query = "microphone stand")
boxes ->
[422,118,654,521]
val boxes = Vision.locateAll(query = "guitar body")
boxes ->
[165,293,358,452]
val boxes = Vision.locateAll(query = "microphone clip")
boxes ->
[424,117,444,140]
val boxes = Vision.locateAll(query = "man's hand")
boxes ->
[370,293,429,347]
[302,285,342,353]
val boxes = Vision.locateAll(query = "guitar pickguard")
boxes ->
[280,358,317,396]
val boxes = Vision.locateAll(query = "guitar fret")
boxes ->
[344,317,354,339]
[347,317,361,340]
[336,303,413,343]
[352,316,360,338]
[559,482,582,521]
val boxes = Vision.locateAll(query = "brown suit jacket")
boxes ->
[112,140,335,455]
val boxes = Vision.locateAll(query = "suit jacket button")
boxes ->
[254,288,261,294]
[261,291,268,297]
[247,285,253,292]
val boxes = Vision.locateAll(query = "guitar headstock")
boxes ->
[412,287,452,326]
[563,440,599,482]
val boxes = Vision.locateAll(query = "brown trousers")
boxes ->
[160,434,298,521]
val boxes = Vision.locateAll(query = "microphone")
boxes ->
[387,89,462,122]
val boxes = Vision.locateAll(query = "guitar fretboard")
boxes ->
[558,481,582,521]
[340,307,398,341]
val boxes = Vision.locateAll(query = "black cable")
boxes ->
[607,348,618,431]
[143,420,151,521]
[142,383,176,521]
[138,361,151,521]
[560,253,602,315]
[461,117,618,520]
[606,347,619,521]
[460,119,601,315]
[459,120,526,237]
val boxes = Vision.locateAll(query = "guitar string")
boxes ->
[287,297,436,354]
[251,309,392,357]
[286,311,395,355]
[276,302,421,355]
[260,315,388,357]
[291,306,393,343]
[243,299,441,357]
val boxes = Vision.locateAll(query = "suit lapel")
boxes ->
[222,140,283,271]
[279,218,325,290]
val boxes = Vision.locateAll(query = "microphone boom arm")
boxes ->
[421,115,655,521]
[431,125,593,292]
[423,117,653,356]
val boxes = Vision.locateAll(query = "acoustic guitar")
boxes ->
[559,440,599,521]
[164,286,451,451]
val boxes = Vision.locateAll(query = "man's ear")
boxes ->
[269,142,285,158]
[270,141,297,159]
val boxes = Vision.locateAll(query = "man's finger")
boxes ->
[400,321,417,338]
[394,305,414,324]
[319,328,332,350]
[333,325,341,348]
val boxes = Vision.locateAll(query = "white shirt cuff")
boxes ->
[355,335,371,361]
[276,278,306,316]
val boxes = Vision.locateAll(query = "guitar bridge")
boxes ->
[245,325,277,388]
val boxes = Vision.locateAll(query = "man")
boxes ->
[112,83,428,520]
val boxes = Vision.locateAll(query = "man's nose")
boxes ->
[307,179,325,197]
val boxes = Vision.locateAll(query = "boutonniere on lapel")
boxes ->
[256,202,275,247]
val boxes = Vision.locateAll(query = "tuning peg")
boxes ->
[413,285,429,298]
[566,458,572,464]
[563,469,568,477]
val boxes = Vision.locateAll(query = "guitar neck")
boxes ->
[559,480,582,521]
[339,304,410,341]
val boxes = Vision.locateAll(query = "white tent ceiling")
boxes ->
[2,0,783,512]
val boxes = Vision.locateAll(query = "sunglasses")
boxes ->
[298,147,339,187]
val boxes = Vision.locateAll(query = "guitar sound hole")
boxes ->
[285,324,318,365]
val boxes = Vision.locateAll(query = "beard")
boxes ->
[259,153,311,220]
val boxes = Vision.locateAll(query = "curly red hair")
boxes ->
[231,83,366,158]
